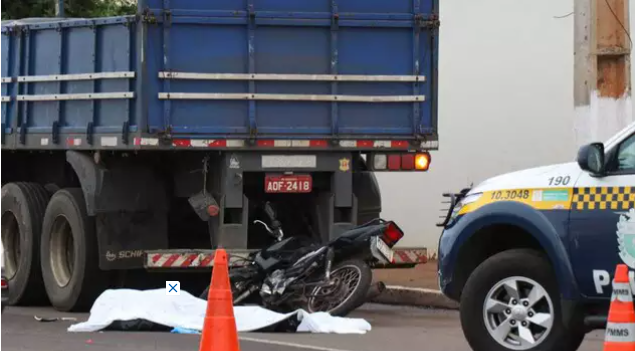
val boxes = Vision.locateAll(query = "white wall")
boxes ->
[379,0,635,252]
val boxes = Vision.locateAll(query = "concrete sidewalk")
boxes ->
[371,260,460,310]
[373,261,439,290]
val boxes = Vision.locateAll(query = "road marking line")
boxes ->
[239,336,355,351]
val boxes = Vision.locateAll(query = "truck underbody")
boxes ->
[1,149,426,311]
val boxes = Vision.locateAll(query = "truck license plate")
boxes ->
[265,175,312,193]
[375,238,395,263]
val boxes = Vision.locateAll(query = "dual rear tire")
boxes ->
[1,184,105,311]
[40,189,107,311]
[1,183,50,305]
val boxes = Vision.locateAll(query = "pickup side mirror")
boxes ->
[577,142,605,176]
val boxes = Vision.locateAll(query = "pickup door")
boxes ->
[569,132,635,298]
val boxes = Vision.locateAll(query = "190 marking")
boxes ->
[548,175,571,186]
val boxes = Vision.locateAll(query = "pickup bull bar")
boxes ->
[436,187,472,228]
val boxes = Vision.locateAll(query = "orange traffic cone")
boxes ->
[199,249,240,351]
[604,264,635,351]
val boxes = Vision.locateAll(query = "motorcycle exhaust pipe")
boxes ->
[366,281,386,301]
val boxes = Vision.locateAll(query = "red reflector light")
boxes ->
[387,155,401,170]
[310,140,328,147]
[1,278,7,289]
[383,222,404,246]
[207,205,220,217]
[401,154,415,170]
[357,140,374,148]
[391,140,410,148]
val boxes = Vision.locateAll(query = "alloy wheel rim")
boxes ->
[483,276,554,350]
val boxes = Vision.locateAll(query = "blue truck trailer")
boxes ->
[1,0,438,311]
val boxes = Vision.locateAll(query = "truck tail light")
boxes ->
[401,154,415,170]
[373,154,387,170]
[382,222,405,246]
[415,153,431,171]
[371,152,431,172]
[387,155,401,170]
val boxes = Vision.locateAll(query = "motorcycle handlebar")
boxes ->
[264,202,277,222]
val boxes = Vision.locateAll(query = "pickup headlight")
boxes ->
[449,192,483,222]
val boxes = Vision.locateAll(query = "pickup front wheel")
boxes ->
[460,249,585,351]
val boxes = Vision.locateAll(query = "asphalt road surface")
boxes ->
[2,304,607,351]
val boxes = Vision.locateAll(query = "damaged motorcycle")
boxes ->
[200,202,403,317]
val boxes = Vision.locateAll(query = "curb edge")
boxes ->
[370,285,460,310]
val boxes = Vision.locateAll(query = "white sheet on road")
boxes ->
[67,289,371,334]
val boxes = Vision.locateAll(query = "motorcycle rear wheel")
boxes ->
[306,259,372,317]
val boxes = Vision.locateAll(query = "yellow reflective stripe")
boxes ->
[458,188,573,215]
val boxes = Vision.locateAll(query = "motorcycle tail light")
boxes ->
[383,222,404,246]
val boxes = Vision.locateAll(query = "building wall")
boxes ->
[379,0,635,252]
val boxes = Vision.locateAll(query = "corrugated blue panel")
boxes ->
[4,0,437,145]
[150,0,437,138]
[143,0,421,15]
[63,27,94,131]
[95,24,134,133]
[29,28,61,133]
[146,23,251,134]
[2,19,138,140]
[143,0,247,12]
[1,32,13,133]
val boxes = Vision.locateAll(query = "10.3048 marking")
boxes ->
[490,189,530,200]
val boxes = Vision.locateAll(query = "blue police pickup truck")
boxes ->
[438,122,635,351]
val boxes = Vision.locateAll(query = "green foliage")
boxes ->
[1,0,136,20]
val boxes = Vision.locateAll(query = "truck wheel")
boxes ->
[40,189,106,312]
[460,249,585,351]
[1,183,51,305]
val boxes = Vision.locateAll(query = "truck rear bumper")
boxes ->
[144,248,428,270]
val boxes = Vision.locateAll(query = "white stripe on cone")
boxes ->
[611,282,634,303]
[605,322,635,343]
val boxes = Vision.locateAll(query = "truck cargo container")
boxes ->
[1,0,438,311]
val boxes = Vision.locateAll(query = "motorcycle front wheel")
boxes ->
[306,259,372,317]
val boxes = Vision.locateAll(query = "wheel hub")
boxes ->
[510,305,528,321]
[307,264,362,314]
[483,276,555,350]
[50,215,75,288]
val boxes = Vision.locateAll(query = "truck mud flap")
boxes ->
[372,248,428,268]
[144,249,256,270]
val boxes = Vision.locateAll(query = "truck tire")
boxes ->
[1,183,51,306]
[40,188,107,312]
[460,249,585,351]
